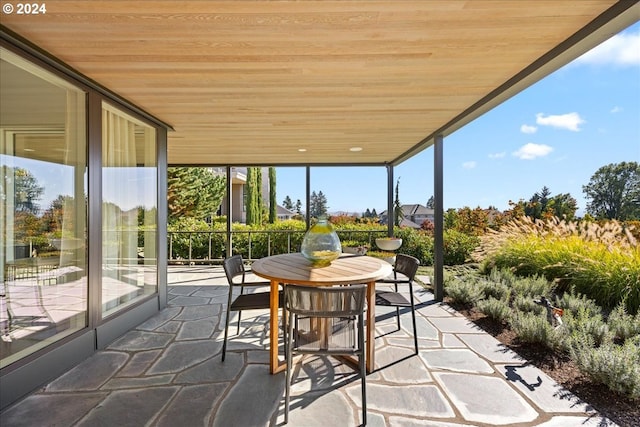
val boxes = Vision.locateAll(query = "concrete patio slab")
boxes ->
[457,332,526,363]
[497,363,595,413]
[420,348,493,374]
[434,372,539,425]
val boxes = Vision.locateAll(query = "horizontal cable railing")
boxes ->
[167,229,388,265]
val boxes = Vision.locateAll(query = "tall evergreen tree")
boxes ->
[268,167,277,223]
[282,195,294,210]
[295,199,302,214]
[426,195,435,209]
[394,178,404,226]
[245,168,256,224]
[309,191,318,218]
[9,167,44,215]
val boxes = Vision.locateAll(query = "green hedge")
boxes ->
[167,218,481,266]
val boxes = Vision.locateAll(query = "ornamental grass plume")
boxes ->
[473,217,639,314]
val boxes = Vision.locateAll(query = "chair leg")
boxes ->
[222,286,235,362]
[359,314,367,425]
[222,307,232,362]
[284,314,295,424]
[409,287,418,355]
[237,286,244,335]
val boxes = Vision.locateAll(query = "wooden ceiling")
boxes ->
[1,1,638,166]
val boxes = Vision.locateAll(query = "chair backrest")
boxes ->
[285,284,367,318]
[223,255,245,286]
[393,254,420,281]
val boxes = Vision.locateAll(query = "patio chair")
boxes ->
[284,284,367,425]
[375,253,420,354]
[221,255,282,361]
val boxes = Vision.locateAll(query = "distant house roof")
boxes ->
[380,204,434,218]
[277,205,296,216]
[401,204,434,217]
[379,203,433,228]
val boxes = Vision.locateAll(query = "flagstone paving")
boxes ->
[0,267,617,426]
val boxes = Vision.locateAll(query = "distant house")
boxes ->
[277,205,296,220]
[380,204,434,229]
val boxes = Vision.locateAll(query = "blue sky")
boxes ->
[277,22,640,216]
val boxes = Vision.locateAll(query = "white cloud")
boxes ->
[512,143,553,160]
[610,106,623,113]
[520,124,538,134]
[536,112,585,131]
[488,152,506,159]
[462,161,477,169]
[575,31,640,67]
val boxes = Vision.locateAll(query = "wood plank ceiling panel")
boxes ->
[1,0,632,165]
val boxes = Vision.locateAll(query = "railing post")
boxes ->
[267,232,271,256]
[248,231,252,261]
[208,232,212,262]
[188,233,192,264]
[169,233,173,262]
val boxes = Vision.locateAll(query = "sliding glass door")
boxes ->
[101,103,157,317]
[0,48,87,368]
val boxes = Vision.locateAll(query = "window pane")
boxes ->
[101,103,157,317]
[1,48,87,368]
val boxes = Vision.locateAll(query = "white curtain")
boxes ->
[102,108,137,276]
[60,89,86,269]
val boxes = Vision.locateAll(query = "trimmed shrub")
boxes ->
[570,337,640,399]
[443,229,480,265]
[444,276,483,305]
[509,311,557,347]
[512,294,544,315]
[477,297,511,322]
[607,304,640,342]
[479,279,511,301]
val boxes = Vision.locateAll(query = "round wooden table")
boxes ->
[251,252,393,374]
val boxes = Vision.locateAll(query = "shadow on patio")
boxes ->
[0,266,614,426]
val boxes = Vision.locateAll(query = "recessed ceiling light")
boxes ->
[298,148,307,152]
[349,147,363,152]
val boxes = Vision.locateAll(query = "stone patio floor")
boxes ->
[0,265,617,426]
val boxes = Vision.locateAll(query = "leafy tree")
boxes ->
[7,167,44,215]
[41,195,72,234]
[268,167,277,223]
[167,167,225,223]
[394,178,404,226]
[282,195,294,210]
[520,186,578,220]
[443,208,458,230]
[455,206,489,236]
[583,162,640,220]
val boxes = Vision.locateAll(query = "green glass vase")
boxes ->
[301,217,342,267]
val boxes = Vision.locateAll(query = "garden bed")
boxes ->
[450,301,640,427]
